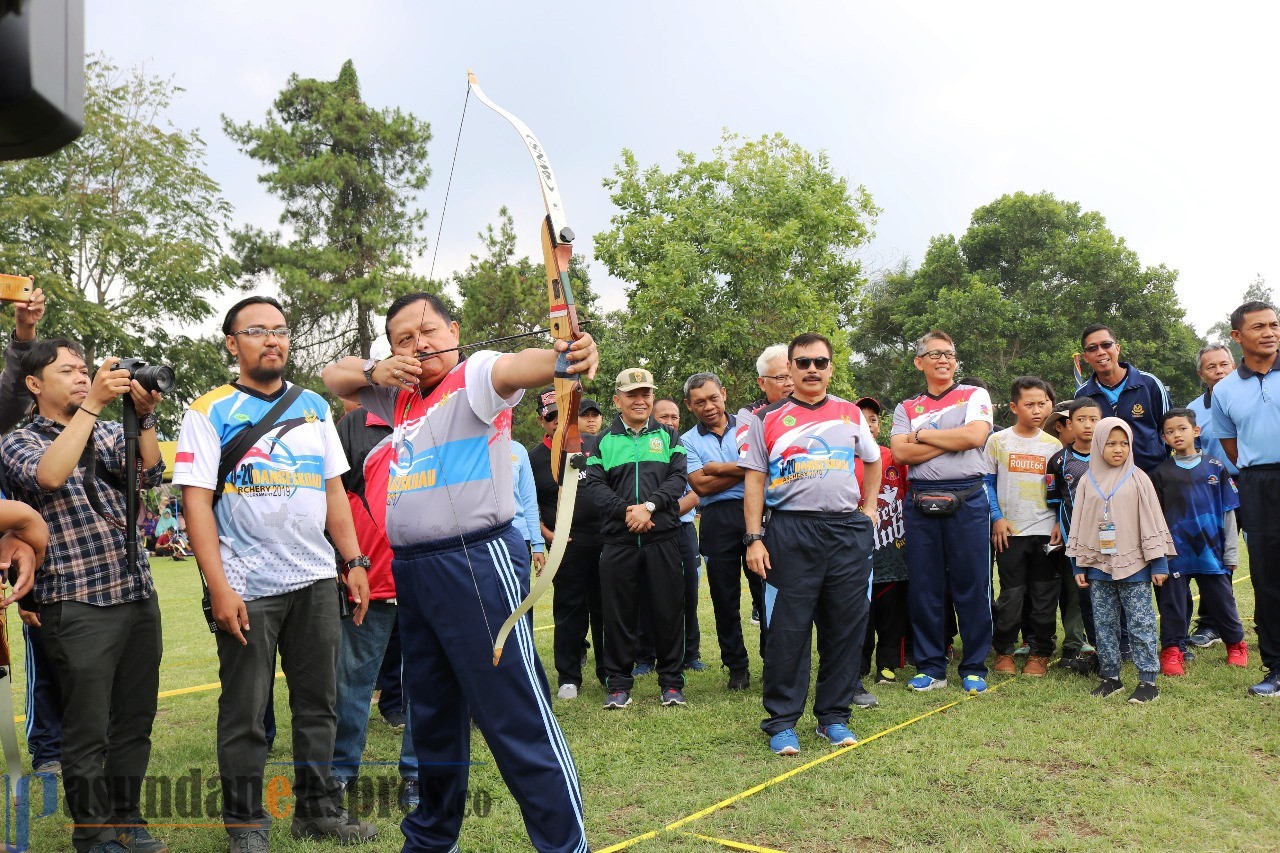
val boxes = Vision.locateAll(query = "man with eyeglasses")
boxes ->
[0,337,163,853]
[1212,300,1280,696]
[683,371,756,690]
[740,334,881,755]
[889,330,995,695]
[174,295,377,849]
[1074,324,1171,472]
[529,389,606,698]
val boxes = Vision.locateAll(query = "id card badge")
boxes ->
[1098,521,1118,555]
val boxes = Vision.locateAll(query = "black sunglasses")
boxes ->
[1083,340,1116,353]
[541,411,558,422]
[792,356,831,370]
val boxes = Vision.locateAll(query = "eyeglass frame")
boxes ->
[1082,340,1117,354]
[231,326,292,339]
[918,349,958,361]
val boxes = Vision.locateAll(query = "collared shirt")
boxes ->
[681,413,744,505]
[1,415,164,606]
[890,384,994,482]
[1075,362,1171,472]
[1186,390,1238,476]
[1211,360,1280,467]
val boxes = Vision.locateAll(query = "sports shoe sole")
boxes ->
[908,679,947,692]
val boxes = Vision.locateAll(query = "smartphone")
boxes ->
[0,275,33,303]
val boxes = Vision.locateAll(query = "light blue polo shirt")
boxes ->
[681,414,745,505]
[1211,362,1280,467]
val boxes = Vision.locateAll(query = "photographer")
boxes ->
[0,338,167,853]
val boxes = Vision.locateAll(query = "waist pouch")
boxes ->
[911,483,983,517]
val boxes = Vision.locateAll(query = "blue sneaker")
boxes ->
[1247,670,1280,697]
[683,659,709,672]
[632,661,655,677]
[1189,624,1222,648]
[769,729,800,755]
[962,675,987,694]
[908,674,947,692]
[815,723,857,746]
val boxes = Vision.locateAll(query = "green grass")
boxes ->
[9,555,1280,852]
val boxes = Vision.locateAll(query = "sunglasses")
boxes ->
[541,411,558,422]
[792,357,831,370]
[1083,340,1117,353]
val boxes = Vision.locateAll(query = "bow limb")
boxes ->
[0,600,22,801]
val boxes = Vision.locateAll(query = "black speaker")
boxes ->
[0,0,83,161]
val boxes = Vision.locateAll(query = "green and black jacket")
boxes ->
[582,415,688,546]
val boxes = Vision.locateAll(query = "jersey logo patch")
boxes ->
[1132,403,1145,418]
[783,415,796,426]
[649,436,663,453]
[1207,474,1219,485]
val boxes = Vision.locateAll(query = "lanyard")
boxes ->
[1087,467,1133,522]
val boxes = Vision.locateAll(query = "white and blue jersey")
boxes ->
[173,383,348,600]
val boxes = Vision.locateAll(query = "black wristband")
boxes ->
[80,407,100,418]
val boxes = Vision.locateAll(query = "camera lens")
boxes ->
[136,364,175,394]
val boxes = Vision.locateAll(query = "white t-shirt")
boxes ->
[173,383,348,600]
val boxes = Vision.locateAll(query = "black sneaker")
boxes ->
[291,811,377,843]
[660,688,687,706]
[603,690,632,709]
[727,668,750,691]
[1090,677,1125,698]
[1128,682,1159,704]
[1189,623,1222,648]
[114,825,167,852]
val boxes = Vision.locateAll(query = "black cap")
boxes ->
[579,398,602,415]
[855,396,882,415]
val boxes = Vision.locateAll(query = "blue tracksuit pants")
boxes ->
[904,481,994,680]
[392,522,588,853]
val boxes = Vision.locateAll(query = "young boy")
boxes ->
[855,397,909,691]
[985,377,1062,677]
[1047,397,1103,675]
[1041,400,1088,662]
[1148,408,1247,675]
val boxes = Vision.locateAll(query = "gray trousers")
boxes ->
[215,578,342,832]
[42,596,162,853]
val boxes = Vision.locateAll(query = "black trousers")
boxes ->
[862,580,909,676]
[600,537,685,693]
[700,500,765,671]
[43,596,162,852]
[551,538,606,688]
[992,535,1060,656]
[1156,572,1245,649]
[1236,466,1280,670]
[760,511,874,735]
[639,522,703,666]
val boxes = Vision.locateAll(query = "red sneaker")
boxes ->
[1160,646,1185,677]
[1226,641,1248,667]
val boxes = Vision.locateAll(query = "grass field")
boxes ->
[8,554,1280,852]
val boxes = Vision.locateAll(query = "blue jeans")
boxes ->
[333,601,417,782]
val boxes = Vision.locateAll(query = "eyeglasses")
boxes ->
[541,411,558,422]
[1083,340,1116,353]
[760,374,792,383]
[792,357,831,370]
[920,350,958,361]
[233,327,291,339]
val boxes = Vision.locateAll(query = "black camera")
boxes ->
[117,357,175,394]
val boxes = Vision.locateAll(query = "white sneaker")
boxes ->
[556,683,579,699]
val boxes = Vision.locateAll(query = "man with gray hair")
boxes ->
[683,371,755,689]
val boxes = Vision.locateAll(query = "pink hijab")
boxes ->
[1065,418,1175,580]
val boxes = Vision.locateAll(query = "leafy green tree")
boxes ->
[0,57,235,435]
[455,208,600,446]
[594,131,880,408]
[852,191,1202,418]
[223,60,433,384]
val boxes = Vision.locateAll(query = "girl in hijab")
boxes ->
[1067,418,1176,703]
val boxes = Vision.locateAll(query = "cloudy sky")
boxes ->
[89,2,1280,336]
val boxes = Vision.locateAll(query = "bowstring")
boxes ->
[412,79,499,648]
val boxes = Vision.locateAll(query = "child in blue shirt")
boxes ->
[1148,408,1247,675]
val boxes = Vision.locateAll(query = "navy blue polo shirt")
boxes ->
[1211,360,1280,467]
[681,414,745,505]
[1076,361,1171,472]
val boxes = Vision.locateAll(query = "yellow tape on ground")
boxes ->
[11,671,285,725]
[597,679,1016,852]
[683,831,787,852]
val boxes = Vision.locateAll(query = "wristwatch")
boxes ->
[743,533,765,545]
[139,412,158,431]
[644,501,656,513]
[361,358,378,386]
[344,555,371,572]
